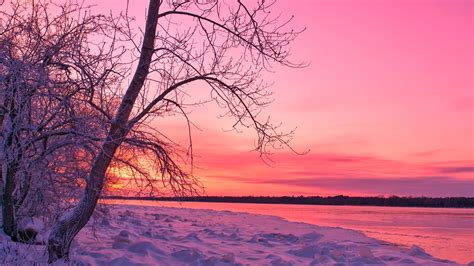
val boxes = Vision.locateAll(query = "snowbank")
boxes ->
[0,204,462,265]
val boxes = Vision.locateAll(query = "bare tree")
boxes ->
[47,0,303,262]
[0,0,125,240]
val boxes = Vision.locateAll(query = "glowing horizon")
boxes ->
[95,0,473,197]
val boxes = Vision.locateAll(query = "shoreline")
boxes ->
[1,204,465,265]
[102,196,474,209]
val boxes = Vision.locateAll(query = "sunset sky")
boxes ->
[97,0,473,197]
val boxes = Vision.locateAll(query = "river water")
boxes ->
[105,200,474,264]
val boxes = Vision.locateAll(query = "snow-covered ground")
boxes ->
[0,204,463,265]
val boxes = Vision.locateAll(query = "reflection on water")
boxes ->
[103,199,474,264]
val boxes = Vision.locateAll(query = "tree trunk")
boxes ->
[1,91,20,240]
[47,0,160,262]
[3,129,22,241]
[2,161,18,239]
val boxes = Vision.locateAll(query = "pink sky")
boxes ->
[95,0,474,197]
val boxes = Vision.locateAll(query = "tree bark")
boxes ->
[2,161,18,239]
[1,91,20,240]
[47,0,161,262]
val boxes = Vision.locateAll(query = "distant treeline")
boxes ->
[104,195,474,208]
